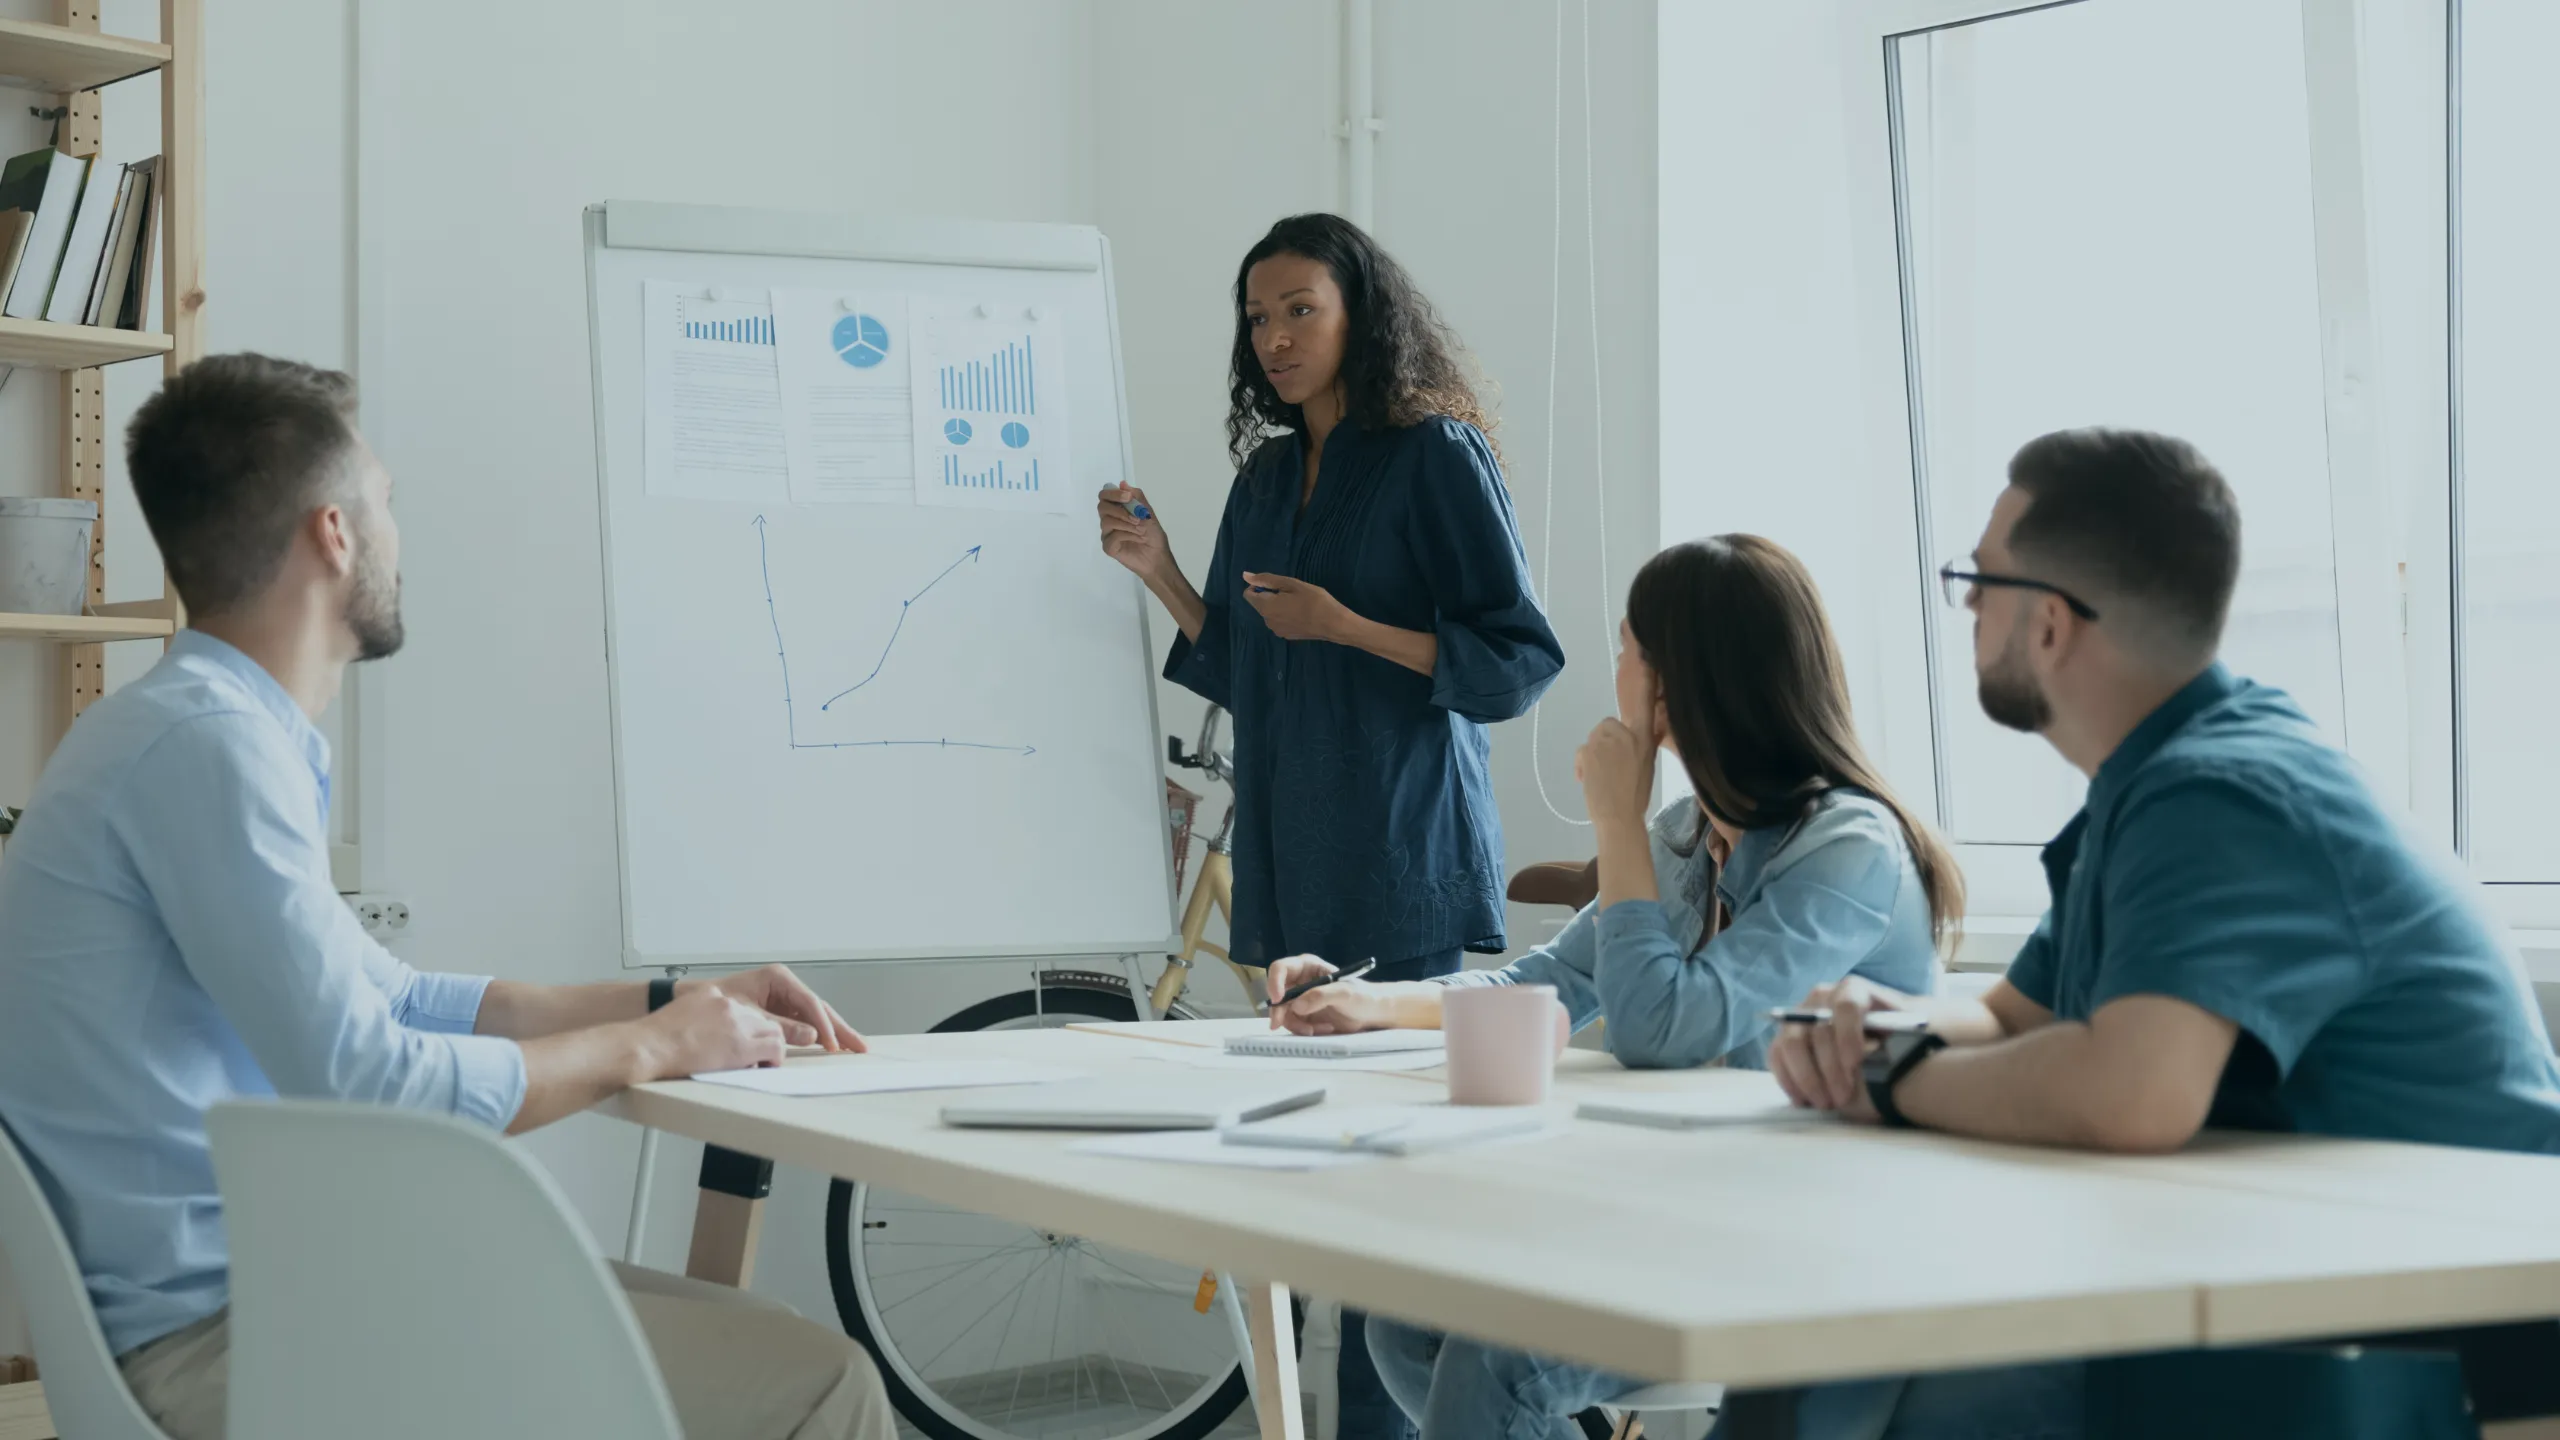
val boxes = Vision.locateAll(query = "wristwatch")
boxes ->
[647,977,677,1013]
[1862,1030,1947,1129]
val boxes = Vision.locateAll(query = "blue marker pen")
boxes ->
[1122,499,1154,522]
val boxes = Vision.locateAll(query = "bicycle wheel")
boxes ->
[828,974,1276,1440]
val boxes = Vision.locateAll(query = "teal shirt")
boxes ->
[2009,664,2560,1153]
[1440,791,1941,1070]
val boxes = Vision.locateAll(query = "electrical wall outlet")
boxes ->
[345,893,415,941]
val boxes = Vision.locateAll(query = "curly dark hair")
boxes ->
[1224,213,1496,469]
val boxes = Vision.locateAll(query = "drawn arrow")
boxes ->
[753,517,1029,756]
[821,545,983,710]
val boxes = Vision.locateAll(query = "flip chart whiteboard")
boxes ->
[583,202,1178,969]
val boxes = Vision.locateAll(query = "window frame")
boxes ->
[1836,0,2427,920]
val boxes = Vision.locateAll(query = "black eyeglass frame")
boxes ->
[1938,562,2101,621]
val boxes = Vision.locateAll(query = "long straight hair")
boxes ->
[1624,535,1964,947]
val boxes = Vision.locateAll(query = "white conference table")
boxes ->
[600,1021,2560,1440]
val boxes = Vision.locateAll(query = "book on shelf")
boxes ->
[42,156,125,326]
[79,164,137,324]
[0,210,31,305]
[90,157,156,329]
[0,147,90,320]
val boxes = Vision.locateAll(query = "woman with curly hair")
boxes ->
[1096,211,1564,1439]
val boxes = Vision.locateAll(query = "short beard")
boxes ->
[1975,625,2051,734]
[346,542,405,662]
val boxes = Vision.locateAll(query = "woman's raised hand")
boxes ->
[1575,717,1658,831]
[1096,486,1172,581]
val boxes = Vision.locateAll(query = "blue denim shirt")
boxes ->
[0,632,525,1355]
[1165,417,1564,967]
[2009,664,2560,1153]
[1442,790,1942,1070]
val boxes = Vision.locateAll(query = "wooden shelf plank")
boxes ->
[0,1380,52,1440]
[0,611,174,643]
[0,16,166,92]
[0,316,173,370]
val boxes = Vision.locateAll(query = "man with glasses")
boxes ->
[1760,427,2560,1438]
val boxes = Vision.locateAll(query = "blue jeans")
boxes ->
[1708,1365,2084,1440]
[1366,1315,1646,1440]
[1334,950,1463,1440]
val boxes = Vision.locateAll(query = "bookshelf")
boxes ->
[0,0,195,743]
[0,5,199,1431]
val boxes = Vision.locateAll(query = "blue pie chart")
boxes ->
[831,313,891,368]
[944,418,973,445]
[1000,422,1031,449]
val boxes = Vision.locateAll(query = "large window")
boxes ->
[2454,0,2560,891]
[1890,0,2351,848]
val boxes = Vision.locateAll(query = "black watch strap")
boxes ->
[1864,1031,1947,1129]
[647,977,677,1013]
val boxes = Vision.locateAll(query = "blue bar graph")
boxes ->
[938,336,1038,416]
[683,314,774,345]
[941,455,1043,493]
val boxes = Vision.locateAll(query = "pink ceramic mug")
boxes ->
[1440,984,1568,1106]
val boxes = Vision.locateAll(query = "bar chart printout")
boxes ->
[912,300,1073,514]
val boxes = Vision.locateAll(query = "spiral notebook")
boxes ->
[1222,1030,1448,1060]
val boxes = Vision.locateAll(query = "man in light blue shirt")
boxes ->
[0,354,895,1440]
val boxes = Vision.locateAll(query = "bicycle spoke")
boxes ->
[877,1238,1049,1312]
[1088,1257,1181,1418]
[913,1247,1056,1382]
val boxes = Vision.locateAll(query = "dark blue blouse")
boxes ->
[1165,417,1564,968]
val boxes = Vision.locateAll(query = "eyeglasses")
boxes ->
[1938,561,2100,621]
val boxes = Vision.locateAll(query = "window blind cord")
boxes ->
[1527,0,1611,829]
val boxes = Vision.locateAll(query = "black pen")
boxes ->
[1273,958,1378,1009]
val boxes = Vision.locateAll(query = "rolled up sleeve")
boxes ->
[1407,421,1564,724]
[1595,840,1898,1070]
[114,714,526,1130]
[1436,899,1607,1032]
[1163,482,1246,711]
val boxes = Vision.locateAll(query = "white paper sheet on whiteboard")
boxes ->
[772,287,914,504]
[643,279,788,502]
[910,298,1075,514]
[689,1058,1081,1097]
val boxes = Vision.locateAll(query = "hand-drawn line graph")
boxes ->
[820,545,980,711]
[753,515,1035,756]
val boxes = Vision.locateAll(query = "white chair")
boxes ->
[207,1100,682,1440]
[0,1116,175,1440]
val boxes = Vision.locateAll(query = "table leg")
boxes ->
[1245,1281,1304,1440]
[683,1145,773,1288]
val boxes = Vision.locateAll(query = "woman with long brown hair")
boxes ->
[1096,212,1563,1440]
[1267,534,1960,1439]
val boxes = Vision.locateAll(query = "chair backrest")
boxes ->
[0,1118,173,1440]
[207,1101,681,1440]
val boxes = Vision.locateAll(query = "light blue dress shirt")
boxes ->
[0,631,524,1356]
[1439,789,1942,1069]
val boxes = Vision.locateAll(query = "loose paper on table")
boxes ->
[642,281,789,503]
[1071,1128,1381,1172]
[689,1058,1081,1098]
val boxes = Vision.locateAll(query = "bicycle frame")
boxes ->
[1152,706,1263,1017]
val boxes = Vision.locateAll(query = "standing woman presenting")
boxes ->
[1097,212,1563,1439]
